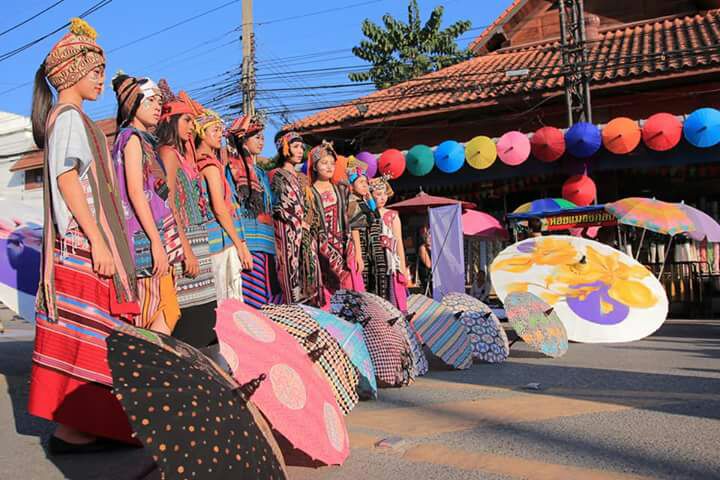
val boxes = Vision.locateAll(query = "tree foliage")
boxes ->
[350,0,473,89]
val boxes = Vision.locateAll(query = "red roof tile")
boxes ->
[289,10,720,133]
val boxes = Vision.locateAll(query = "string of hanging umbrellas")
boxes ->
[317,107,720,180]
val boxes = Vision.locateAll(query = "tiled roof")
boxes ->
[288,9,720,133]
[11,118,117,172]
[467,0,527,53]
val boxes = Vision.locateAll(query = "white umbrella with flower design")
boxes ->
[490,236,668,343]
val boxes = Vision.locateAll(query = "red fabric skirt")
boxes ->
[29,243,137,443]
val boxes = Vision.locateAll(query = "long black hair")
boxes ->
[156,114,186,155]
[31,63,54,148]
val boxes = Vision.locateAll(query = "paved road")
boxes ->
[1,306,719,480]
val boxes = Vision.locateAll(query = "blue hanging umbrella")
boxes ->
[683,108,720,148]
[565,122,602,158]
[299,305,378,399]
[434,140,465,173]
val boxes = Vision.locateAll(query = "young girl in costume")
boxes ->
[370,176,409,312]
[307,142,364,304]
[348,165,383,294]
[29,19,140,452]
[192,105,251,302]
[111,72,182,334]
[270,131,322,305]
[225,114,280,308]
[156,81,217,347]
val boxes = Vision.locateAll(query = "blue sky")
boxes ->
[0,0,511,155]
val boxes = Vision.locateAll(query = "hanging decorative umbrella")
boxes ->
[331,290,417,384]
[503,292,568,358]
[605,197,694,235]
[261,304,359,415]
[565,122,601,158]
[683,107,720,148]
[214,300,349,466]
[434,140,465,173]
[406,294,473,369]
[602,117,641,154]
[642,113,683,152]
[299,305,377,399]
[561,174,596,207]
[358,291,426,379]
[106,330,288,480]
[406,144,435,176]
[513,198,577,215]
[678,203,720,242]
[462,210,507,239]
[530,126,565,163]
[441,293,509,364]
[331,155,349,184]
[356,151,377,178]
[378,149,406,179]
[497,131,531,166]
[386,189,476,213]
[490,236,669,343]
[465,135,497,170]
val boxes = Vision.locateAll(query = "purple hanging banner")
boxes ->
[429,204,465,301]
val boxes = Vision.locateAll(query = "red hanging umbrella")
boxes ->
[530,126,565,163]
[387,189,476,214]
[642,113,683,152]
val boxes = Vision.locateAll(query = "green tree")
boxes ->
[350,0,473,89]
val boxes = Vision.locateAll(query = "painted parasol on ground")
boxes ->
[387,189,476,214]
[261,304,359,415]
[490,236,669,343]
[358,291,427,378]
[106,329,288,479]
[406,294,473,369]
[530,126,565,163]
[299,304,377,399]
[441,293,509,363]
[503,292,569,358]
[641,113,682,151]
[215,300,349,466]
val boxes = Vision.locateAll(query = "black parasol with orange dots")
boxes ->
[106,329,287,480]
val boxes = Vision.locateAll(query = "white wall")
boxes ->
[0,112,42,207]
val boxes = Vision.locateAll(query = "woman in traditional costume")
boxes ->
[370,177,409,312]
[307,142,364,304]
[29,19,140,452]
[111,73,182,334]
[417,225,433,295]
[225,114,280,308]
[192,105,251,302]
[156,81,217,347]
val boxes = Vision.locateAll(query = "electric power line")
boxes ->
[0,0,66,38]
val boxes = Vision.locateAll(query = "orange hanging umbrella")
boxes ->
[602,117,641,154]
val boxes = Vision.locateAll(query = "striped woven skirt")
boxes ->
[28,242,136,443]
[173,224,216,309]
[241,252,280,308]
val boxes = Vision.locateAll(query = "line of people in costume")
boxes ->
[28,18,411,454]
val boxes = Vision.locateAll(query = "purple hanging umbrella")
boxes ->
[679,203,720,242]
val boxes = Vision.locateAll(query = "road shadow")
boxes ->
[0,339,157,479]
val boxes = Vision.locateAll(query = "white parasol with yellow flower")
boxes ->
[490,236,668,343]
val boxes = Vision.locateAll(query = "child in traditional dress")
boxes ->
[370,177,409,312]
[29,19,140,453]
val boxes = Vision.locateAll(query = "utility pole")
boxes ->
[241,0,256,117]
[558,0,592,126]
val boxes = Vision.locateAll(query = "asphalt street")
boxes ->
[1,305,719,480]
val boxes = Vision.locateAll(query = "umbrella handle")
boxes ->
[237,373,267,400]
[657,235,674,279]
